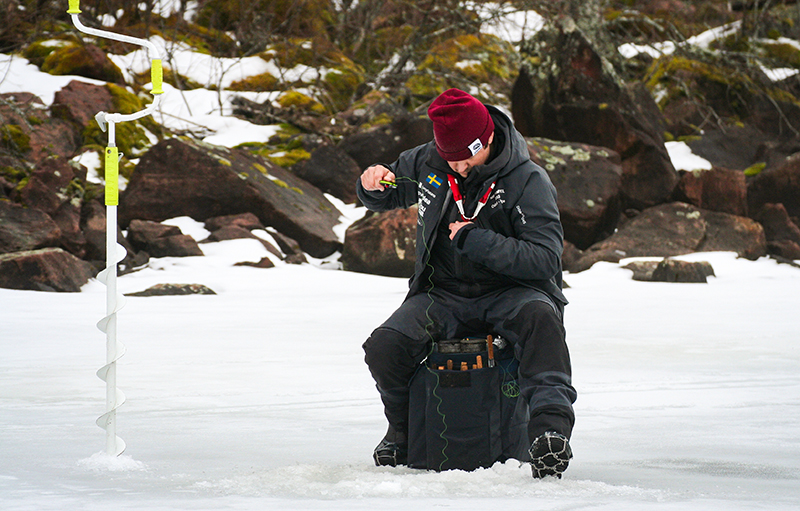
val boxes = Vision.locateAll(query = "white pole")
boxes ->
[68,0,163,457]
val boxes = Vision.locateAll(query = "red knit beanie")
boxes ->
[427,88,495,161]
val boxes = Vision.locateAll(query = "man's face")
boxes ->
[447,132,494,178]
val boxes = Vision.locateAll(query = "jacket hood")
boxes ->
[426,105,529,187]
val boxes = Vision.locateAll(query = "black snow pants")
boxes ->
[363,286,577,444]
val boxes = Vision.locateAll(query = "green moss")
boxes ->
[22,40,68,67]
[277,90,326,114]
[0,165,29,184]
[266,148,311,168]
[41,43,125,84]
[405,33,517,101]
[81,84,162,177]
[1,125,31,153]
[761,42,800,68]
[228,73,279,91]
[744,162,766,176]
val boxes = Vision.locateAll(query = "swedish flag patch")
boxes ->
[426,173,442,188]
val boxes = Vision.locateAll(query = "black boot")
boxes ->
[373,426,408,467]
[529,431,572,478]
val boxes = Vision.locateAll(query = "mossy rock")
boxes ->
[196,0,331,39]
[236,125,312,168]
[22,39,72,67]
[41,43,125,85]
[80,84,163,179]
[277,90,326,115]
[228,73,280,92]
[1,125,32,154]
[351,25,415,75]
[760,41,800,69]
[405,33,518,102]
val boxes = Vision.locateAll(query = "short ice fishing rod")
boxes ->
[67,0,164,456]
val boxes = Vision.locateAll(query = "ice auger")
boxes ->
[67,0,163,456]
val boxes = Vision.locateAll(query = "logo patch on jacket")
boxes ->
[426,173,442,188]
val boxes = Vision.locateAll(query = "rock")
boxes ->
[51,80,115,130]
[698,209,767,260]
[571,202,766,272]
[0,247,96,292]
[292,144,361,204]
[766,240,800,260]
[51,199,86,258]
[752,203,800,258]
[338,114,434,171]
[512,21,678,209]
[267,230,307,264]
[748,152,800,219]
[0,200,61,254]
[650,259,715,283]
[119,137,342,258]
[204,212,264,232]
[622,260,660,281]
[125,283,217,297]
[18,156,76,215]
[685,126,798,173]
[341,207,417,278]
[234,257,275,269]
[80,199,137,264]
[673,167,747,216]
[41,43,126,85]
[0,92,79,166]
[527,138,623,249]
[204,225,282,259]
[126,219,203,258]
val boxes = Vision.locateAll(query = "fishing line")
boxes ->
[388,175,451,470]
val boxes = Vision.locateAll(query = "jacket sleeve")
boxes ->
[355,143,432,212]
[453,166,563,281]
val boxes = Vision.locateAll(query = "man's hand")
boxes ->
[360,165,396,191]
[449,221,472,240]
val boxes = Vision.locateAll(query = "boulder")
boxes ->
[685,126,799,173]
[41,43,125,85]
[266,230,307,264]
[747,152,800,219]
[623,258,715,283]
[527,138,622,249]
[341,207,417,278]
[650,259,715,283]
[18,156,76,215]
[568,202,766,272]
[125,283,217,297]
[119,137,342,258]
[0,247,96,292]
[511,21,678,209]
[338,114,434,170]
[753,203,800,259]
[51,80,115,130]
[292,144,361,204]
[673,167,747,216]
[0,92,79,166]
[0,200,61,254]
[126,219,204,258]
[204,212,264,232]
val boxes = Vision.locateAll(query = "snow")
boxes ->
[2,13,800,511]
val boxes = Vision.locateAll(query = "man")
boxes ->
[357,88,577,478]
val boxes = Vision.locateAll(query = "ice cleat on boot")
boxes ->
[529,431,572,479]
[373,437,407,467]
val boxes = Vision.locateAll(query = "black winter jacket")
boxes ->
[356,105,567,308]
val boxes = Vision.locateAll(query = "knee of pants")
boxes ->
[363,328,423,389]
